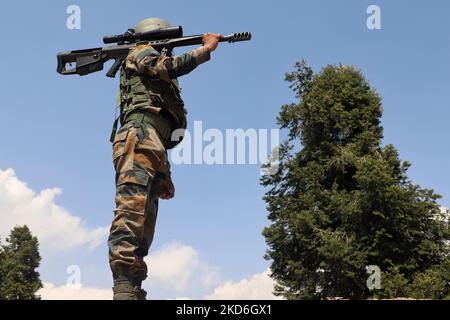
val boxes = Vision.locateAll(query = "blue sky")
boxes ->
[0,0,449,299]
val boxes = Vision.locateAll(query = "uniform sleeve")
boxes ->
[125,45,210,82]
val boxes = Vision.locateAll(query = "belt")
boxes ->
[123,111,173,145]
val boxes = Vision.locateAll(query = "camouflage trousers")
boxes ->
[108,115,169,282]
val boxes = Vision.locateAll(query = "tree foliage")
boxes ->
[0,226,43,300]
[262,61,450,299]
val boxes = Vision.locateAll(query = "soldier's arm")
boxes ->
[126,33,221,81]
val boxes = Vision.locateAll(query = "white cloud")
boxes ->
[38,282,111,300]
[144,241,220,292]
[0,168,108,251]
[38,240,278,300]
[0,170,276,300]
[204,269,280,300]
[39,269,279,300]
[0,168,111,300]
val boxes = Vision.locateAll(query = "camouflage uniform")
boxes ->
[108,44,210,286]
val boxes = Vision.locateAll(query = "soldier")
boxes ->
[107,17,221,300]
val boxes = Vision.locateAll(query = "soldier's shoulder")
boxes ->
[129,44,160,57]
[126,44,160,67]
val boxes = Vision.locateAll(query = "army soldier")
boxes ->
[107,17,220,300]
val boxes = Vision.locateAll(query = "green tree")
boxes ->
[0,226,43,300]
[262,61,450,299]
[0,239,4,294]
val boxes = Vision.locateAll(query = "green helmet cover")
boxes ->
[134,17,171,33]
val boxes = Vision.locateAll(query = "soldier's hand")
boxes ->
[202,33,221,52]
[159,176,175,200]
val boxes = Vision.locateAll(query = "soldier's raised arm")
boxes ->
[125,33,221,81]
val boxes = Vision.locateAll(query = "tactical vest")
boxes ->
[118,63,187,149]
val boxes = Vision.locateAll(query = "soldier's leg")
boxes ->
[139,184,159,260]
[109,182,151,280]
[109,182,152,300]
[108,120,168,300]
[131,127,168,276]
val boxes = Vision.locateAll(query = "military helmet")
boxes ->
[134,17,171,33]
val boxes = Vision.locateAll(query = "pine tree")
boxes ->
[0,239,4,295]
[0,226,43,300]
[262,61,450,299]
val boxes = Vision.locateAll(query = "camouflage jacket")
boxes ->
[119,44,211,130]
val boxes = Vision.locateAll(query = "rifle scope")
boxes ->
[103,26,183,44]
